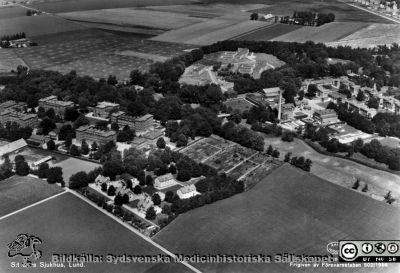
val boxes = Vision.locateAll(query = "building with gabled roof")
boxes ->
[0,139,27,157]
[154,173,177,190]
[177,184,198,199]
[137,196,153,212]
[95,174,110,186]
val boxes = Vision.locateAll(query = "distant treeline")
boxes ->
[0,32,26,41]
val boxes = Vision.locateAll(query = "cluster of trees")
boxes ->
[283,152,312,172]
[163,105,222,148]
[219,121,264,151]
[303,123,400,170]
[0,122,32,141]
[3,154,65,185]
[26,10,40,16]
[372,112,400,138]
[266,144,280,158]
[251,122,283,137]
[35,163,64,186]
[0,33,26,48]
[0,33,26,41]
[359,139,400,170]
[164,174,244,215]
[0,155,13,180]
[329,103,400,138]
[330,104,376,133]
[281,11,335,26]
[69,168,102,189]
[244,105,277,124]
[113,124,135,142]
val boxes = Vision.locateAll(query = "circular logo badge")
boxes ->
[362,243,373,254]
[327,242,339,255]
[374,243,386,254]
[341,243,358,261]
[387,243,399,254]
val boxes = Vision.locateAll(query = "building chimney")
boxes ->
[278,89,282,121]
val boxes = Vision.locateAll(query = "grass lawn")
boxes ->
[0,175,63,217]
[377,136,400,149]
[53,158,101,184]
[0,192,191,273]
[154,164,400,272]
[262,135,400,201]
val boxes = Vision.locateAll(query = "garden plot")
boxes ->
[182,140,222,163]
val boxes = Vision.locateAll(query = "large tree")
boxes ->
[47,167,63,185]
[69,171,89,189]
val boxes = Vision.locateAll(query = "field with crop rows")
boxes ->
[234,23,303,41]
[152,19,239,43]
[12,29,190,80]
[184,21,272,45]
[0,49,27,73]
[272,22,370,43]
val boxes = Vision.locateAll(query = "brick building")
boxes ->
[75,125,117,145]
[38,96,74,117]
[313,109,339,125]
[111,112,154,133]
[0,100,19,112]
[91,101,120,119]
[0,109,38,128]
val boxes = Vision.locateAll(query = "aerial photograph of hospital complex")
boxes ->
[0,0,399,272]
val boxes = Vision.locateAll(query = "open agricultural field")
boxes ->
[152,19,240,44]
[141,3,269,18]
[0,14,88,37]
[0,192,191,273]
[59,8,207,31]
[154,164,400,273]
[0,49,27,73]
[12,29,190,80]
[326,23,400,48]
[272,22,370,43]
[234,23,303,41]
[0,6,27,19]
[169,20,272,45]
[24,0,195,13]
[0,175,63,217]
[242,159,282,189]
